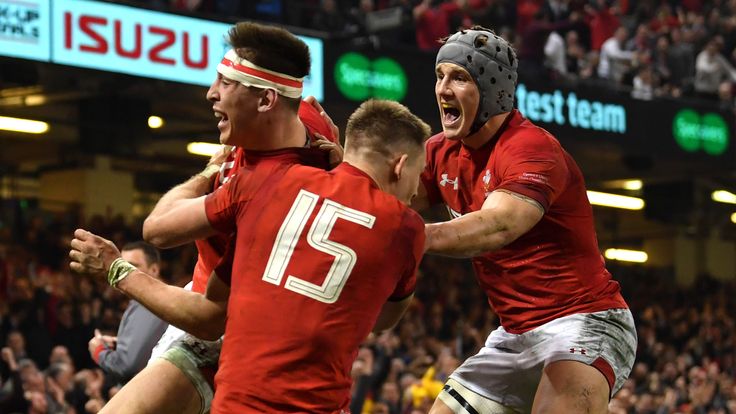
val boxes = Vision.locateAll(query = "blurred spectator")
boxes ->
[413,0,463,51]
[88,242,168,386]
[695,36,736,97]
[519,8,582,79]
[718,80,735,111]
[586,0,621,51]
[669,27,697,93]
[310,0,348,33]
[631,65,655,100]
[625,23,653,53]
[544,30,567,76]
[598,26,635,81]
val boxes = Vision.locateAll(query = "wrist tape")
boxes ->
[108,258,137,288]
[198,164,221,180]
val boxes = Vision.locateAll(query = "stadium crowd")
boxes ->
[2,2,736,412]
[1,210,735,413]
[126,0,736,109]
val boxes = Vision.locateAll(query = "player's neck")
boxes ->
[461,112,511,149]
[342,155,385,192]
[252,114,307,151]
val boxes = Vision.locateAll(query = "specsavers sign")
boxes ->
[672,109,729,156]
[0,0,324,100]
[334,52,407,101]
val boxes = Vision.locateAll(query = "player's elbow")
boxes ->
[142,217,175,248]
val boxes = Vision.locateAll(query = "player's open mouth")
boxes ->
[214,110,228,129]
[441,103,461,126]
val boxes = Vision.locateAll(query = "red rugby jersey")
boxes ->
[421,110,627,334]
[204,162,424,414]
[191,100,336,293]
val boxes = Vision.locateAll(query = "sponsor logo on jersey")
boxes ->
[440,173,459,190]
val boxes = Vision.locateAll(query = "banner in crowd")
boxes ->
[0,0,324,100]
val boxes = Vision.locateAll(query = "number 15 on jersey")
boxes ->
[261,189,376,304]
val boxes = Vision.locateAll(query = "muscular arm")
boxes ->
[424,189,544,258]
[142,178,218,248]
[373,294,413,333]
[115,270,228,341]
[143,148,231,248]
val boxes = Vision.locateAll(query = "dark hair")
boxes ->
[122,241,160,266]
[345,100,431,157]
[46,363,71,380]
[228,22,311,110]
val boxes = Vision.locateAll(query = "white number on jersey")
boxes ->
[262,189,376,304]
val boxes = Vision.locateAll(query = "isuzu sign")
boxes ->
[54,0,222,84]
[0,0,51,61]
[16,0,325,99]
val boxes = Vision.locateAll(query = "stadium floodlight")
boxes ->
[604,248,648,263]
[24,95,47,106]
[148,116,164,129]
[187,142,222,157]
[0,116,49,134]
[586,191,645,210]
[712,190,736,205]
[622,179,642,190]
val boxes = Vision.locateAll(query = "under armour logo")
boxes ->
[569,348,587,355]
[440,174,459,190]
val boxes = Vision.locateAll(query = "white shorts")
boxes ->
[146,281,223,414]
[159,333,222,414]
[449,308,637,413]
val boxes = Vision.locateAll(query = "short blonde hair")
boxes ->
[345,100,431,157]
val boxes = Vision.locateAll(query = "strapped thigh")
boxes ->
[158,335,222,414]
[438,378,518,414]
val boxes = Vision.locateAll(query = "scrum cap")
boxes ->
[436,28,518,133]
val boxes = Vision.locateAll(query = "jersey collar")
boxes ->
[464,109,519,152]
[333,162,380,190]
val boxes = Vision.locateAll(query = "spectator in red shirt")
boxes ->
[586,0,620,51]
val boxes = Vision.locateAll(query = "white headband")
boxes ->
[216,49,304,98]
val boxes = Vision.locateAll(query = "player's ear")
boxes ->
[392,153,409,182]
[257,89,278,113]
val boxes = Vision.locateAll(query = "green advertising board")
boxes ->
[334,52,408,101]
[673,109,730,156]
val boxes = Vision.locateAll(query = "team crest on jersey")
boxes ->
[482,169,492,197]
[440,173,459,190]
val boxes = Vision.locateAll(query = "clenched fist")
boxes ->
[69,229,121,278]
